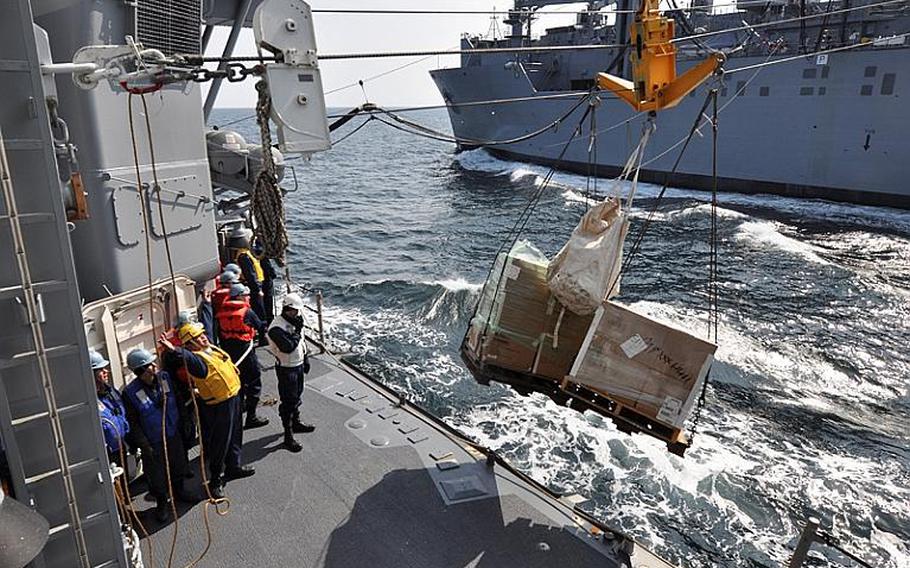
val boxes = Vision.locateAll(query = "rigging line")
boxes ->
[330,115,375,145]
[671,0,908,43]
[309,1,812,16]
[374,93,595,147]
[471,98,596,346]
[621,91,717,277]
[725,30,910,73]
[192,0,906,64]
[539,110,648,148]
[324,47,454,95]
[641,42,781,169]
[326,90,596,119]
[139,94,184,568]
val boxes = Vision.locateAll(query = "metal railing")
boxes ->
[300,290,327,353]
[789,518,876,568]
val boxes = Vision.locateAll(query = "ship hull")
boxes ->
[431,48,910,208]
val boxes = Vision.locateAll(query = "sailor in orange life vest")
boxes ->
[267,293,315,453]
[228,227,267,322]
[122,348,197,522]
[216,283,269,429]
[158,322,254,499]
[212,270,239,318]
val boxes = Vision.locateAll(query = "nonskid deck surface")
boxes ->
[128,346,674,568]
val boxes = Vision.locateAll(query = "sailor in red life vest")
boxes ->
[212,271,239,317]
[216,284,269,429]
[267,293,315,453]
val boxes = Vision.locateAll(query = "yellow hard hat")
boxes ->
[177,322,205,344]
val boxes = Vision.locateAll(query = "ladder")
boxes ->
[0,2,126,567]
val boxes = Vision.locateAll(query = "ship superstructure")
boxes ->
[430,0,910,207]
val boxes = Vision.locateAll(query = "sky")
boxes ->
[206,1,584,108]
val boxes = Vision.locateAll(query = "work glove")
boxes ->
[303,354,311,374]
[291,315,304,332]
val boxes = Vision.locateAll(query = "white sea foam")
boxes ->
[735,220,831,265]
[428,278,483,292]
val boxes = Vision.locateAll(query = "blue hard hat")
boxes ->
[177,309,194,325]
[224,263,241,275]
[229,283,250,298]
[88,349,109,370]
[126,348,157,372]
[219,271,240,285]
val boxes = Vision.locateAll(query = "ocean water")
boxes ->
[212,108,910,568]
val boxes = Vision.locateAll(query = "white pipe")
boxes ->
[41,62,98,75]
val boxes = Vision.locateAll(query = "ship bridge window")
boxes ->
[802,68,817,79]
[818,87,827,96]
[800,87,814,96]
[860,84,874,96]
[882,73,896,95]
[865,66,878,78]
[759,86,770,96]
[735,81,746,96]
[570,79,596,90]
[821,66,830,79]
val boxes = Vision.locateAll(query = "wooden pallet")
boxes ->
[559,378,690,457]
[461,347,690,457]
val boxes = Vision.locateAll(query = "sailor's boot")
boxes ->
[282,420,302,453]
[291,412,315,434]
[154,498,171,523]
[244,399,269,429]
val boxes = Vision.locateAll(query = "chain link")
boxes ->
[188,63,265,84]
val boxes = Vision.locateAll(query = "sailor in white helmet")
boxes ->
[266,293,314,453]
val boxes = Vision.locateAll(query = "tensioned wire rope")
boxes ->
[190,0,906,64]
[309,1,792,16]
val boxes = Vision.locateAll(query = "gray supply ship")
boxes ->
[0,1,692,567]
[430,0,910,208]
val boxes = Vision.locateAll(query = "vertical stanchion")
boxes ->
[789,517,819,568]
[316,291,326,352]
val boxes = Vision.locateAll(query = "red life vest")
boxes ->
[212,285,231,315]
[216,299,256,342]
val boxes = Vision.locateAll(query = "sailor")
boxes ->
[158,323,254,499]
[253,241,278,326]
[216,283,269,429]
[122,348,195,522]
[228,227,266,322]
[267,293,315,453]
[212,271,240,317]
[89,349,130,465]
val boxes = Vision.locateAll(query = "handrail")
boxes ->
[789,518,875,568]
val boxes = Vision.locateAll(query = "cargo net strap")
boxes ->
[253,78,289,265]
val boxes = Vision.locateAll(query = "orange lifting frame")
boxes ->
[597,0,724,112]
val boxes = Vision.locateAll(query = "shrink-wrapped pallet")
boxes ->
[547,197,628,315]
[464,241,593,380]
[568,302,716,429]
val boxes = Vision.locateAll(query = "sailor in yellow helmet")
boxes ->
[158,322,255,498]
[227,226,267,322]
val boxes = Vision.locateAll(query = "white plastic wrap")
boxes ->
[547,197,629,315]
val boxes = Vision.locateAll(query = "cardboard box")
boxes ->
[568,302,716,428]
[465,242,593,380]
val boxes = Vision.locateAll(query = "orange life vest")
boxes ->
[212,285,231,315]
[216,299,256,342]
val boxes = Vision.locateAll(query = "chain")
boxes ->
[252,78,290,265]
[187,62,265,83]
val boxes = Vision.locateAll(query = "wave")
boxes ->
[734,220,831,265]
[455,149,910,234]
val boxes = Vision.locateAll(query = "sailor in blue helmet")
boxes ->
[122,348,196,522]
[89,349,130,465]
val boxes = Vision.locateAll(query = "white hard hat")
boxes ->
[281,293,304,311]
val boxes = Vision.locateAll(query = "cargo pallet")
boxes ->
[461,348,690,457]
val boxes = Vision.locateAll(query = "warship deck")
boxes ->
[128,344,676,568]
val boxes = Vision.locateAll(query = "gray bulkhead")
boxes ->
[34,0,220,302]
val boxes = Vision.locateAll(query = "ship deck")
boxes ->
[128,344,676,568]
